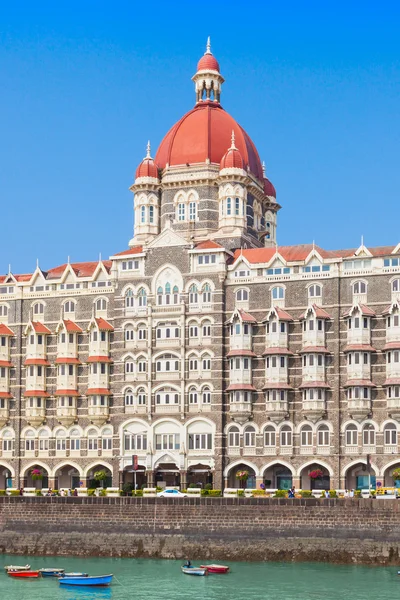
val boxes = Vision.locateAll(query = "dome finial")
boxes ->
[146,140,151,159]
[205,36,211,55]
[262,161,266,175]
[230,129,236,150]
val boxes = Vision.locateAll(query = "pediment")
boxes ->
[147,228,189,249]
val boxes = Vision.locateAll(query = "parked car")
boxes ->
[157,489,187,498]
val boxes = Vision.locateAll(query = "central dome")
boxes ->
[154,101,264,181]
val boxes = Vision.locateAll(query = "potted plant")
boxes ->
[392,468,400,483]
[309,469,324,480]
[236,470,249,489]
[94,470,108,489]
[31,468,43,481]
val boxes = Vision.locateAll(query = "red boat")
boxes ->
[8,571,41,578]
[200,564,230,574]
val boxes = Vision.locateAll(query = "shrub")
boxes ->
[156,486,162,492]
[204,483,212,491]
[188,483,197,489]
[329,490,337,498]
[252,490,266,497]
[0,490,6,496]
[274,490,287,498]
[10,490,20,496]
[122,483,134,496]
[301,490,313,498]
[35,490,43,497]
[132,490,143,497]
[237,490,244,497]
[209,490,221,497]
[87,489,96,497]
[98,489,106,497]
[201,489,209,496]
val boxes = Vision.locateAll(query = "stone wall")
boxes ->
[1,496,400,565]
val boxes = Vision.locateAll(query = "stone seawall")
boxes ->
[0,497,400,565]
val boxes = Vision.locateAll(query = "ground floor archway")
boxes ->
[344,461,377,490]
[227,463,256,489]
[86,464,113,488]
[122,464,147,491]
[54,464,82,491]
[299,463,331,491]
[22,463,49,489]
[263,462,294,490]
[383,462,400,488]
[0,463,13,489]
[187,464,213,488]
[154,463,181,488]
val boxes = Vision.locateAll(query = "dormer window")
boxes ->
[384,258,400,267]
[198,254,216,265]
[302,264,330,273]
[344,259,372,270]
[266,266,291,275]
[234,269,250,278]
[122,260,139,271]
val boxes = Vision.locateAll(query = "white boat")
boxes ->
[4,564,31,571]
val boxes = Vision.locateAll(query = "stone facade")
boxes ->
[1,42,400,493]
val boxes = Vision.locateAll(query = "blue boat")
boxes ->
[59,574,113,587]
[39,568,65,577]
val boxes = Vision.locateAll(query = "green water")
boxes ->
[0,554,398,599]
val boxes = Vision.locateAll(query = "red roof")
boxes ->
[270,307,294,322]
[87,356,113,363]
[384,378,400,386]
[54,389,80,396]
[0,392,12,399]
[195,240,224,250]
[54,357,81,365]
[262,347,293,356]
[135,157,159,179]
[343,344,376,352]
[299,381,330,389]
[383,342,400,351]
[24,359,50,366]
[95,318,114,331]
[0,324,14,336]
[63,319,83,333]
[197,54,220,72]
[262,382,292,390]
[226,349,257,358]
[299,346,330,354]
[264,177,276,198]
[343,304,376,317]
[113,246,143,257]
[237,309,257,324]
[0,360,13,368]
[86,388,111,396]
[23,390,50,397]
[46,260,112,280]
[154,102,264,180]
[344,379,375,387]
[31,322,51,334]
[225,384,257,392]
[300,305,331,320]
[220,145,244,170]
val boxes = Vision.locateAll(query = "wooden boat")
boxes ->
[4,564,30,571]
[39,568,65,577]
[8,570,41,578]
[200,564,230,574]
[181,566,208,576]
[59,572,89,578]
[59,574,113,586]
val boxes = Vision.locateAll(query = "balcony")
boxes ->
[302,365,325,382]
[155,338,181,349]
[25,405,46,426]
[384,445,398,454]
[88,404,109,425]
[229,370,252,385]
[154,404,180,414]
[56,404,77,426]
[300,446,313,455]
[154,371,180,381]
[316,446,331,455]
[265,368,288,385]
[347,364,371,381]
[265,400,289,423]
[230,334,252,352]
[125,405,147,415]
[347,398,371,419]
[302,400,326,421]
[346,328,371,346]
[227,447,241,456]
[229,402,252,424]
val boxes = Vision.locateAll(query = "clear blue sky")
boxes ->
[1,1,400,274]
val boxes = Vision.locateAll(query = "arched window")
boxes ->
[125,388,134,406]
[280,425,292,447]
[138,288,147,307]
[33,302,44,316]
[202,354,211,370]
[173,286,179,304]
[157,286,163,305]
[155,387,180,405]
[189,200,197,221]
[140,206,146,223]
[353,281,367,295]
[189,284,198,304]
[37,428,48,452]
[125,325,134,342]
[189,387,198,404]
[308,284,321,298]
[202,386,211,404]
[87,428,98,451]
[272,287,284,300]
[226,197,232,216]
[64,300,76,314]
[125,289,135,308]
[24,429,35,451]
[149,205,154,224]
[300,425,313,446]
[362,423,375,446]
[202,320,211,338]
[156,354,179,373]
[392,280,400,293]
[125,358,135,374]
[95,298,107,312]
[244,425,256,447]
[236,289,248,302]
[228,426,240,447]
[384,423,397,445]
[317,424,330,447]
[137,388,147,406]
[55,429,66,451]
[264,426,276,446]
[0,304,8,318]
[202,283,211,303]
[102,427,113,451]
[345,424,358,446]
[70,428,81,451]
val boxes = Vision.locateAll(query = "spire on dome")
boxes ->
[145,140,152,159]
[262,161,266,176]
[193,40,224,103]
[205,36,211,55]
[230,130,236,150]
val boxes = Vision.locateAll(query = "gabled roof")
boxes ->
[343,304,376,317]
[95,317,114,332]
[30,321,51,334]
[0,324,15,336]
[46,260,112,280]
[299,304,331,320]
[226,308,257,324]
[262,306,294,322]
[195,240,224,250]
[63,319,83,333]
[112,246,143,257]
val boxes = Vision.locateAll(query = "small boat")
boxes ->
[8,570,41,578]
[59,574,113,587]
[181,566,208,576]
[4,564,30,571]
[200,564,230,574]
[59,572,89,578]
[39,568,65,577]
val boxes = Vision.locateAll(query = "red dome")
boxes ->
[155,102,263,180]
[264,177,276,198]
[197,54,220,72]
[135,157,159,179]
[220,146,244,170]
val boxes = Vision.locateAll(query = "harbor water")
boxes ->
[0,554,398,599]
